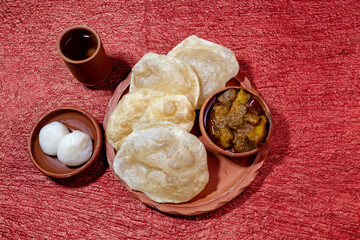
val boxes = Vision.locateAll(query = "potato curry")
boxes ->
[205,88,268,153]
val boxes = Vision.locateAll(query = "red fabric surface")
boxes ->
[1,0,359,239]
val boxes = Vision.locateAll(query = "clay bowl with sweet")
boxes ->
[199,85,272,158]
[28,107,102,178]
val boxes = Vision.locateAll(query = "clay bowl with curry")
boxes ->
[199,86,272,158]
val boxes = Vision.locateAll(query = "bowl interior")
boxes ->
[199,86,272,158]
[29,107,102,178]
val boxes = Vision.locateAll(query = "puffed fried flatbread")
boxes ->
[113,123,209,203]
[130,52,200,108]
[106,89,195,151]
[140,94,195,130]
[168,35,239,109]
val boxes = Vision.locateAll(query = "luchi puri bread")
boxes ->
[168,35,239,109]
[113,123,209,203]
[130,52,200,108]
[106,88,195,151]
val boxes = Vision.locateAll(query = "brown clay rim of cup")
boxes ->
[56,25,101,65]
[28,107,103,178]
[199,86,273,158]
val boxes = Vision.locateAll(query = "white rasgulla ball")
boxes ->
[57,130,93,166]
[39,121,70,156]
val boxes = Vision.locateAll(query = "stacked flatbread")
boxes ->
[106,35,239,203]
[168,35,239,109]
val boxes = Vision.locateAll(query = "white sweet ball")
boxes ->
[57,130,93,166]
[39,121,70,156]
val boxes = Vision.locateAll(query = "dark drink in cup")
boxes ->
[61,29,98,61]
[57,25,110,86]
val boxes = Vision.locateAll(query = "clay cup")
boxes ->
[57,25,110,86]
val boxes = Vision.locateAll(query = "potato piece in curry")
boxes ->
[205,88,268,153]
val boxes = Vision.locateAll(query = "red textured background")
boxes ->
[1,0,359,239]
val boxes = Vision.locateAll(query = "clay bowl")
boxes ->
[104,74,271,215]
[199,85,272,158]
[28,107,102,178]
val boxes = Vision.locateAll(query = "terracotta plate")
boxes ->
[103,74,269,215]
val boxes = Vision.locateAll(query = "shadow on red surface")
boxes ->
[86,57,131,92]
